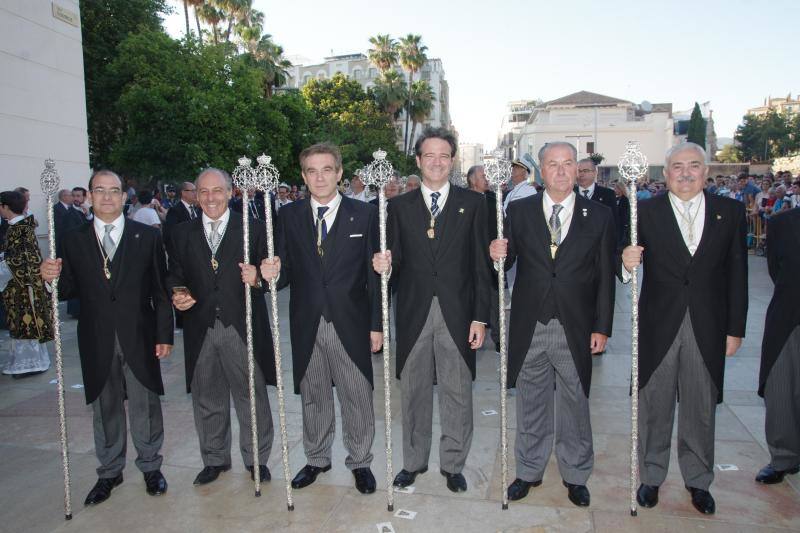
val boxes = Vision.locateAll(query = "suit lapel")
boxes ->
[435,187,467,258]
[321,197,351,273]
[215,214,242,275]
[555,195,588,260]
[655,194,692,263]
[409,190,435,264]
[691,191,719,262]
[78,223,112,288]
[109,222,136,289]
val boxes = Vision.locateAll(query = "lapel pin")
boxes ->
[582,208,587,217]
[716,214,722,220]
[135,233,140,238]
[459,207,464,214]
[350,216,354,222]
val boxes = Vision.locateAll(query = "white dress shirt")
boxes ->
[578,182,596,199]
[668,191,705,254]
[93,214,125,247]
[542,190,576,241]
[348,189,370,203]
[503,180,538,214]
[310,192,342,228]
[420,181,451,214]
[201,208,231,244]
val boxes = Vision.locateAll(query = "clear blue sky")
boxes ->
[165,0,799,151]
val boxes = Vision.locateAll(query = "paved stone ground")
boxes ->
[0,256,798,533]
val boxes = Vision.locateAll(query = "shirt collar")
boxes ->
[202,207,230,227]
[668,190,704,207]
[543,190,576,212]
[579,182,596,196]
[310,192,342,212]
[420,181,450,199]
[93,213,125,235]
[181,200,193,211]
[60,201,71,210]
[8,215,25,225]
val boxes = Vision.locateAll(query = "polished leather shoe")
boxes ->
[563,481,590,507]
[507,478,542,501]
[144,470,167,496]
[686,486,715,515]
[755,464,800,484]
[393,467,428,488]
[636,483,659,508]
[247,465,271,482]
[84,475,123,505]
[291,464,331,489]
[193,464,231,486]
[353,467,376,494]
[440,469,467,493]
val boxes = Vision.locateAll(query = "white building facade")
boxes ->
[514,91,680,181]
[1,0,90,240]
[285,54,452,151]
[458,143,484,174]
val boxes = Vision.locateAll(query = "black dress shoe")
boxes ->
[247,465,271,482]
[440,469,467,493]
[636,483,659,508]
[686,486,715,515]
[507,478,542,501]
[353,467,376,494]
[84,474,123,505]
[755,464,800,484]
[144,470,167,496]
[291,464,331,489]
[563,481,590,507]
[193,464,231,486]
[393,467,428,488]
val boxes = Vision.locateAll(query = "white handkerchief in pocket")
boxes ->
[349,233,363,238]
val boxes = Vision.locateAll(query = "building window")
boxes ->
[353,69,362,79]
[368,68,377,78]
[302,74,311,86]
[587,142,595,154]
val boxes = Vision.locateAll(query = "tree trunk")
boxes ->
[403,72,412,154]
[194,9,203,44]
[183,0,191,38]
[409,120,419,152]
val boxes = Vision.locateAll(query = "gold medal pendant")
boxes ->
[211,257,219,272]
[103,264,111,280]
[317,245,324,257]
[427,228,435,239]
[550,243,558,259]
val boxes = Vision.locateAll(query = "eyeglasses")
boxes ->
[91,187,123,197]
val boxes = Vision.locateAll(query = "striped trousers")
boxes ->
[191,320,273,467]
[764,326,800,470]
[300,318,374,470]
[515,319,593,485]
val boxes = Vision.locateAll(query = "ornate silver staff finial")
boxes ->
[365,148,394,188]
[254,153,280,193]
[232,156,255,190]
[40,158,61,195]
[484,153,512,187]
[618,141,649,183]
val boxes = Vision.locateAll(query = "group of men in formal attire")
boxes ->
[33,127,799,518]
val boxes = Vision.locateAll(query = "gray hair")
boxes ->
[665,142,707,166]
[196,167,232,191]
[577,158,596,168]
[538,142,577,164]
[88,169,123,190]
[58,189,72,201]
[466,165,484,183]
[406,174,421,184]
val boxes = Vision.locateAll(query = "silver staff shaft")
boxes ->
[628,180,641,517]
[263,202,294,511]
[379,187,394,512]
[242,200,261,497]
[46,193,72,520]
[495,184,509,511]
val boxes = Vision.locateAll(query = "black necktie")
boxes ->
[317,206,329,241]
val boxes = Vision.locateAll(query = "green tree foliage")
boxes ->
[80,0,170,168]
[407,80,435,148]
[301,74,412,176]
[371,70,408,118]
[735,110,797,162]
[686,102,706,149]
[106,32,292,182]
[716,144,741,163]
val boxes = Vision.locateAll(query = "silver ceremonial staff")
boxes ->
[231,157,262,497]
[253,154,294,511]
[617,141,649,517]
[364,149,395,512]
[484,153,513,510]
[40,158,73,520]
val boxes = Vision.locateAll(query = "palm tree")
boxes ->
[182,0,191,38]
[407,80,435,150]
[367,34,398,74]
[186,0,205,43]
[372,70,408,118]
[245,34,291,98]
[234,7,264,51]
[398,34,428,153]
[197,3,223,44]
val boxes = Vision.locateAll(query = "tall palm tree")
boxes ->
[398,34,428,153]
[186,0,205,43]
[234,7,264,51]
[407,80,435,150]
[182,0,191,38]
[197,3,223,44]
[367,34,398,74]
[248,34,292,98]
[372,70,408,118]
